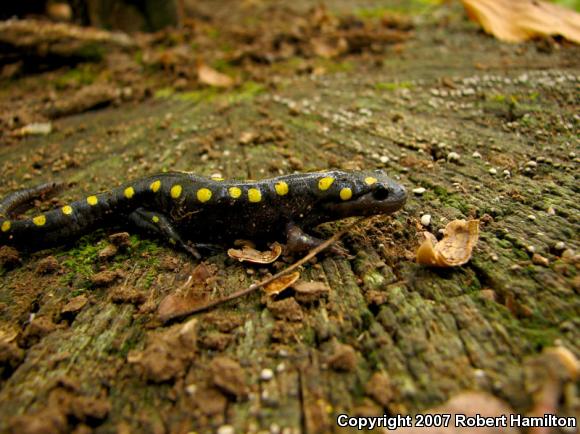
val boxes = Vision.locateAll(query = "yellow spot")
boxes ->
[318,177,334,191]
[365,177,378,185]
[275,181,289,196]
[87,196,98,206]
[340,188,352,201]
[62,205,73,215]
[197,188,212,203]
[248,188,262,203]
[211,175,224,181]
[150,180,161,192]
[152,216,159,223]
[1,221,10,232]
[124,186,135,199]
[170,185,182,199]
[229,187,242,199]
[33,215,46,226]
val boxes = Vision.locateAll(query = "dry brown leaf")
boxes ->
[157,293,208,323]
[227,242,283,264]
[197,63,234,88]
[461,0,580,44]
[311,37,348,58]
[263,271,300,297]
[416,219,479,267]
[395,391,518,434]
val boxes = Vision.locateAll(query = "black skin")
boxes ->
[0,170,407,258]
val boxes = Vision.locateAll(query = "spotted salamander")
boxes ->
[0,170,406,258]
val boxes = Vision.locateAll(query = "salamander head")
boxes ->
[318,170,407,219]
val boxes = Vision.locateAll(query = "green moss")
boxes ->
[154,81,264,105]
[54,65,98,90]
[302,327,317,346]
[363,271,385,291]
[224,81,265,104]
[154,87,175,99]
[59,234,106,286]
[354,0,438,17]
[551,0,580,12]
[375,81,414,91]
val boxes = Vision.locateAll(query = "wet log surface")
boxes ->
[0,1,578,433]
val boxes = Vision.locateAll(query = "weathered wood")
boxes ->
[0,1,578,433]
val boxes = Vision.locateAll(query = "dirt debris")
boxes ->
[60,295,89,318]
[0,246,21,269]
[209,356,248,400]
[128,318,198,383]
[266,297,304,322]
[90,270,121,287]
[365,372,393,407]
[19,317,59,348]
[110,287,146,305]
[35,256,60,274]
[327,342,358,372]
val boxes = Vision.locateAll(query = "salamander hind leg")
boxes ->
[128,208,201,259]
[285,223,349,256]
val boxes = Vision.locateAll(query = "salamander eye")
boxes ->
[372,186,390,200]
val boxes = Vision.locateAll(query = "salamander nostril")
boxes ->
[372,187,390,201]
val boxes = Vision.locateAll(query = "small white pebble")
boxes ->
[420,214,432,226]
[503,169,511,178]
[489,168,497,175]
[185,384,197,395]
[438,229,445,236]
[472,151,482,158]
[473,369,487,379]
[527,214,536,221]
[491,254,499,261]
[525,160,538,168]
[276,362,286,373]
[555,241,565,250]
[260,368,274,381]
[217,425,235,434]
[412,187,426,195]
[447,151,460,162]
[547,206,556,215]
[526,245,536,253]
[379,155,390,163]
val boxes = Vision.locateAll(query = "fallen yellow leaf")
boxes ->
[227,242,283,264]
[416,219,479,267]
[461,0,580,44]
[263,271,300,297]
[197,63,234,87]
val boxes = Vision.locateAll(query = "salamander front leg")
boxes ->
[285,223,349,256]
[128,208,201,259]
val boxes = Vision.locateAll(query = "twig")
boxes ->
[162,216,372,322]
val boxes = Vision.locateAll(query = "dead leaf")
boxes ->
[396,391,518,434]
[461,0,580,44]
[263,271,300,297]
[311,37,347,58]
[197,63,234,88]
[416,219,479,267]
[157,293,208,323]
[228,242,283,264]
